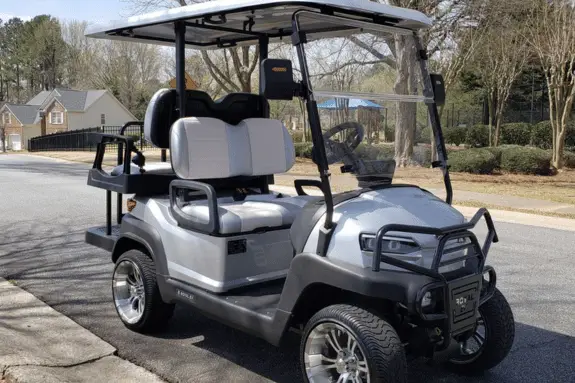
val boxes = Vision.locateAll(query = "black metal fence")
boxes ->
[28,124,160,152]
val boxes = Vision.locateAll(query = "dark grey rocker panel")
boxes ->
[159,252,438,346]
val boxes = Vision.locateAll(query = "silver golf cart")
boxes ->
[84,1,515,381]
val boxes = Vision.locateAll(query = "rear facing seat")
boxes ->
[170,117,319,235]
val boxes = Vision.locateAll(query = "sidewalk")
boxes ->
[0,279,164,383]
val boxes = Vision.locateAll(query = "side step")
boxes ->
[162,278,291,346]
[85,225,120,252]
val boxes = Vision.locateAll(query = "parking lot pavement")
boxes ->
[1,154,574,383]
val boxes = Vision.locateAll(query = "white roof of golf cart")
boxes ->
[85,0,432,48]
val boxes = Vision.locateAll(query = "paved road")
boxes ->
[1,154,575,383]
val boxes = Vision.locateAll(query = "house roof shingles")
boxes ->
[48,89,106,112]
[5,104,41,125]
[3,88,112,126]
[26,91,52,106]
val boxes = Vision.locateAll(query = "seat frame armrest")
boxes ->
[294,179,325,196]
[170,180,220,234]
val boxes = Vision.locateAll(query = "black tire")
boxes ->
[447,288,515,375]
[301,304,407,383]
[112,250,175,333]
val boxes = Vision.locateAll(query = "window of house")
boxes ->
[50,111,63,125]
[2,112,11,125]
[101,114,106,125]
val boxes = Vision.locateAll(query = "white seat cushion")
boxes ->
[110,162,173,176]
[181,195,317,234]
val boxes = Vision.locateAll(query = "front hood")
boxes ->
[302,186,467,270]
[335,187,465,248]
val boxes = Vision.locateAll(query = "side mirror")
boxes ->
[430,74,446,106]
[261,59,296,100]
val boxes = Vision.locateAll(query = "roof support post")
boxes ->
[259,36,269,117]
[175,21,187,118]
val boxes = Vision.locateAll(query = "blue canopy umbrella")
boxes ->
[316,98,384,110]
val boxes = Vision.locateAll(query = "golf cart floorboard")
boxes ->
[86,225,120,252]
[220,278,285,317]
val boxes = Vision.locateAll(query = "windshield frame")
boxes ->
[291,10,452,239]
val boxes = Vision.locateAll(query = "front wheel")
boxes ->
[301,304,407,383]
[447,288,515,375]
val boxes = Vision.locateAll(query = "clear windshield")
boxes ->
[292,16,434,191]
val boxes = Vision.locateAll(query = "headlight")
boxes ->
[359,234,421,254]
[421,291,433,307]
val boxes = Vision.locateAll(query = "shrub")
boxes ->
[448,148,498,174]
[465,124,490,147]
[417,126,431,144]
[356,143,395,161]
[289,130,304,143]
[443,126,467,146]
[531,121,553,149]
[485,146,503,165]
[294,142,313,159]
[563,151,575,168]
[500,123,532,146]
[414,145,432,167]
[500,146,551,175]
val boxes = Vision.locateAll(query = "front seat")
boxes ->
[170,116,317,235]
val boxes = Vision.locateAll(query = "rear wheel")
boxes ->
[301,304,407,383]
[447,288,515,374]
[112,250,175,333]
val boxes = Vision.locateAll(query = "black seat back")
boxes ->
[144,89,268,149]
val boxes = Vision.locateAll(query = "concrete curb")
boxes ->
[0,279,164,383]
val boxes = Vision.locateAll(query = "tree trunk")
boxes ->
[16,64,20,103]
[393,35,417,167]
[0,126,6,153]
[487,91,495,146]
[553,125,566,169]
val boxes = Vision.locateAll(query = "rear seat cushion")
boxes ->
[110,162,173,176]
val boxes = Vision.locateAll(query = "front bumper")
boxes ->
[370,208,498,347]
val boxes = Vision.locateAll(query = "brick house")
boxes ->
[0,88,136,150]
[0,104,42,150]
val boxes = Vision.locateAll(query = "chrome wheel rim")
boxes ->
[450,314,487,364]
[113,260,146,324]
[304,322,370,383]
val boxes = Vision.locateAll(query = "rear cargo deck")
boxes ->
[86,225,120,252]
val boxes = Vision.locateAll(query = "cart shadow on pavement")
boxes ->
[154,305,575,383]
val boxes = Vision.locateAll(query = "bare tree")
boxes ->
[474,3,529,147]
[357,0,483,166]
[125,0,259,93]
[527,0,575,169]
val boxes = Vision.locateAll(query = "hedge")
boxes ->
[289,130,305,143]
[500,146,551,175]
[531,121,553,149]
[563,151,575,168]
[443,126,467,146]
[465,124,490,148]
[294,142,313,159]
[500,123,532,146]
[448,148,498,174]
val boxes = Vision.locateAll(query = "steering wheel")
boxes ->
[316,121,365,165]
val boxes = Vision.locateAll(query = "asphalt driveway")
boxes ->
[1,154,574,383]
